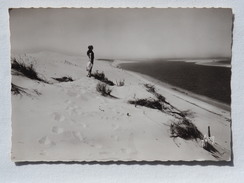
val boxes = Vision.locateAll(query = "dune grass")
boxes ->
[130,83,202,140]
[52,76,73,82]
[170,118,203,140]
[96,82,112,96]
[11,83,30,96]
[144,83,166,103]
[144,83,193,118]
[11,57,48,83]
[93,70,114,86]
[128,98,162,110]
[11,83,41,97]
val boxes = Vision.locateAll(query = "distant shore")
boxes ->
[111,59,231,112]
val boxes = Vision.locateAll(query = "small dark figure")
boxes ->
[87,45,94,77]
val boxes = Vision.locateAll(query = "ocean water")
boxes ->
[119,60,231,104]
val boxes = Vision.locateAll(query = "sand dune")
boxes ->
[11,52,231,162]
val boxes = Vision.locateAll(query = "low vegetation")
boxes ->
[52,76,73,82]
[128,84,167,111]
[33,89,42,96]
[144,83,192,118]
[144,83,156,93]
[96,82,112,96]
[11,57,47,83]
[93,70,114,86]
[116,79,125,86]
[170,118,203,140]
[11,83,41,97]
[144,84,166,102]
[128,83,202,141]
[128,98,162,110]
[11,83,29,96]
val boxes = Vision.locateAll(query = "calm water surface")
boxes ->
[120,60,231,104]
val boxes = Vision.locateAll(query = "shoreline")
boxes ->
[112,60,231,112]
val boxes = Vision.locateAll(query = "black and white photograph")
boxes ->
[10,8,232,162]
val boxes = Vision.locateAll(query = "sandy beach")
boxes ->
[11,52,231,162]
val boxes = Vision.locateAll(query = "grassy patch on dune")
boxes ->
[52,76,73,82]
[128,98,162,110]
[170,118,203,140]
[11,57,48,83]
[93,70,114,86]
[129,83,202,141]
[96,82,112,96]
[144,83,193,118]
[11,83,42,97]
[144,84,166,103]
[128,84,167,112]
[11,83,29,96]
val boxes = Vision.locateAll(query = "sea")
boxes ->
[119,59,231,105]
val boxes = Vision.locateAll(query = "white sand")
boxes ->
[11,52,231,162]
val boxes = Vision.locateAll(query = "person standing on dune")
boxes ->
[86,45,94,77]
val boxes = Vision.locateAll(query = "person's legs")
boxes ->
[88,66,93,77]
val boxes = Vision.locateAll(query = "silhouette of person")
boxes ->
[87,45,94,77]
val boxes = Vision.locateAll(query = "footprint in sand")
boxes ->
[52,112,65,122]
[38,136,55,146]
[117,111,124,116]
[111,124,120,130]
[72,131,85,141]
[52,126,64,134]
[111,135,120,141]
[64,99,72,105]
[90,144,103,149]
[59,88,65,92]
[82,123,88,128]
[66,106,78,115]
[76,109,83,115]
[66,90,81,98]
[120,133,137,155]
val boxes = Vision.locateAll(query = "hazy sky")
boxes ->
[10,8,233,59]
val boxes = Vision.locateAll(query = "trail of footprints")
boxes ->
[38,86,135,156]
[38,87,87,147]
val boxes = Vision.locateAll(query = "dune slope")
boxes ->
[11,52,231,161]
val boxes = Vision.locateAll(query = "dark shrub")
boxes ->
[96,82,112,96]
[144,83,166,102]
[170,118,203,140]
[93,70,114,86]
[155,93,166,102]
[11,57,47,83]
[144,83,156,93]
[11,83,41,96]
[11,83,29,96]
[93,71,105,80]
[180,110,195,118]
[128,98,162,110]
[52,76,73,82]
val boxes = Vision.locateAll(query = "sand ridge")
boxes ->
[11,52,231,162]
